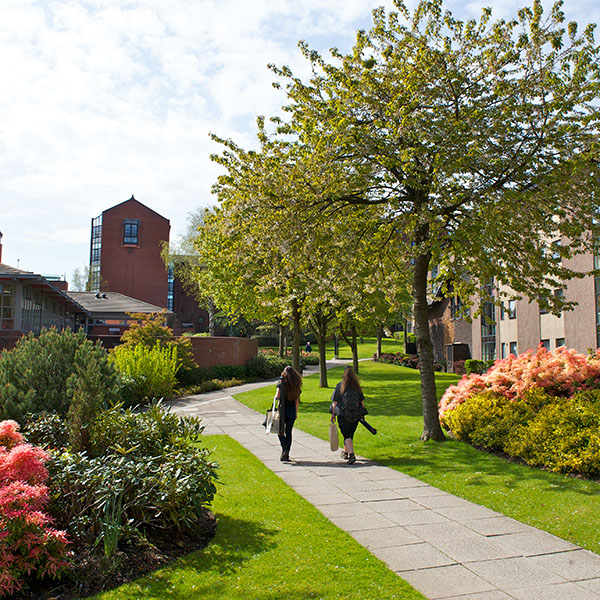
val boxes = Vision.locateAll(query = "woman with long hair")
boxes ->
[330,365,365,465]
[275,365,302,461]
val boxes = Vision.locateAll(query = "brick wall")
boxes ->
[100,198,170,308]
[187,336,258,368]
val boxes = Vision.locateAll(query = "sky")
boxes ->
[1,0,599,283]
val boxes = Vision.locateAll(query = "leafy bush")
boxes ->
[46,405,218,551]
[23,412,68,451]
[246,354,289,379]
[465,359,494,375]
[453,360,466,375]
[119,311,195,370]
[374,352,445,372]
[251,335,279,347]
[0,420,70,598]
[0,328,119,424]
[110,343,180,406]
[439,345,600,420]
[443,389,600,476]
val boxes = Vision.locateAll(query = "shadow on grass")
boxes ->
[122,513,278,598]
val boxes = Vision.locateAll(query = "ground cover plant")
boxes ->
[234,361,600,555]
[92,435,425,600]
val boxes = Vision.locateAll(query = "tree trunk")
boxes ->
[278,323,285,358]
[340,322,359,374]
[413,251,446,442]
[376,324,383,359]
[208,298,216,337]
[309,309,329,387]
[291,298,301,372]
[403,317,408,353]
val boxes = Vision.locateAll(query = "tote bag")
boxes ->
[329,421,339,451]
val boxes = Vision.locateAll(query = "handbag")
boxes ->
[329,421,339,451]
[264,395,280,434]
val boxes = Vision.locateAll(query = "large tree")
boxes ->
[270,0,600,440]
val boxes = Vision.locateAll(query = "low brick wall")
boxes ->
[186,336,258,369]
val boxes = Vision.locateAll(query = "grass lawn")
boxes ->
[266,336,405,360]
[235,361,600,555]
[91,435,425,600]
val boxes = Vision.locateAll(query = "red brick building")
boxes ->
[89,196,209,333]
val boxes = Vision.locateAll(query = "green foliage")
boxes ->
[110,343,180,406]
[245,354,289,379]
[22,412,69,450]
[445,388,600,476]
[465,359,494,375]
[46,404,218,550]
[0,328,118,424]
[119,311,195,370]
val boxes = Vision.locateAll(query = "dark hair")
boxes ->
[341,365,362,395]
[281,366,302,403]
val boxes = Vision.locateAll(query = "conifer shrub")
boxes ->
[0,328,118,424]
[0,420,70,598]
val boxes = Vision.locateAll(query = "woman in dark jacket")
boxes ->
[275,365,302,461]
[330,365,365,465]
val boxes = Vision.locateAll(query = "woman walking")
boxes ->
[330,365,365,465]
[275,365,302,461]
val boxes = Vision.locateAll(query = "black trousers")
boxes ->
[278,417,296,452]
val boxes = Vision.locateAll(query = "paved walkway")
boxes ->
[165,364,600,600]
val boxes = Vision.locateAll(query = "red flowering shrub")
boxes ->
[439,345,600,421]
[0,420,69,598]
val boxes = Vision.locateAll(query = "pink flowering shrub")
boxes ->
[0,420,69,598]
[439,345,600,421]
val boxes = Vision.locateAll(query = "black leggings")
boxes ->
[338,416,359,440]
[278,417,296,452]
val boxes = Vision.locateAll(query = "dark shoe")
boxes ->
[281,452,290,462]
[347,453,356,465]
[343,452,349,460]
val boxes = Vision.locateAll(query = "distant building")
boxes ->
[0,263,86,351]
[89,196,209,334]
[429,250,598,370]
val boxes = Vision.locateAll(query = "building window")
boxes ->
[0,283,15,330]
[167,264,174,311]
[509,341,517,356]
[556,338,565,348]
[450,296,464,319]
[123,219,140,245]
[89,214,102,292]
[501,343,507,359]
[507,300,517,319]
[481,285,496,361]
[540,339,550,350]
[198,316,205,324]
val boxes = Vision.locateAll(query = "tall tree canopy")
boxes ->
[268,0,600,439]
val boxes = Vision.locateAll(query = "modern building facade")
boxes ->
[430,251,599,369]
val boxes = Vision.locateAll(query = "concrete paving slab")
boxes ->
[404,521,519,563]
[317,502,376,518]
[349,525,423,549]
[434,503,503,522]
[497,530,579,556]
[372,542,456,571]
[361,498,424,514]
[461,517,535,537]
[440,592,514,600]
[386,509,452,527]
[466,556,567,590]
[400,564,497,599]
[348,489,409,502]
[529,549,600,581]
[508,581,600,600]
[579,579,600,593]
[415,494,476,509]
[299,491,356,506]
[329,512,398,532]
